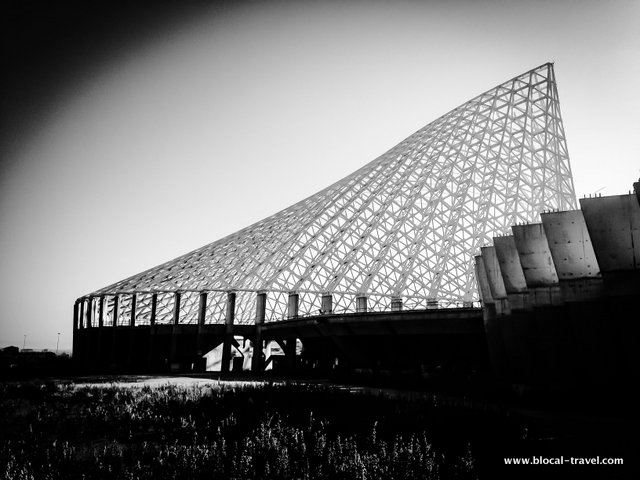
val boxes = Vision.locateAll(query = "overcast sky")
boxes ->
[1,0,638,351]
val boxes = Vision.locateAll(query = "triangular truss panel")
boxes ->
[88,63,577,321]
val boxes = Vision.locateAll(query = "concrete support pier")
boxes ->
[252,293,266,372]
[196,292,207,356]
[356,295,368,313]
[391,297,403,311]
[288,293,299,319]
[170,292,181,368]
[321,294,333,314]
[221,292,236,373]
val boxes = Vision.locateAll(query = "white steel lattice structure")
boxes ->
[81,63,577,326]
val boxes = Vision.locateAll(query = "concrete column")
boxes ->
[476,254,507,379]
[86,297,93,328]
[112,295,119,327]
[391,297,403,311]
[580,194,640,296]
[481,246,509,315]
[128,293,136,369]
[221,292,236,373]
[73,300,80,331]
[198,292,208,326]
[288,293,299,319]
[79,299,85,329]
[150,293,157,326]
[481,247,508,299]
[96,295,105,369]
[541,210,603,302]
[130,294,137,327]
[98,296,105,328]
[148,293,158,371]
[170,292,182,370]
[110,295,119,369]
[512,223,562,306]
[72,300,80,361]
[356,295,367,313]
[493,235,531,310]
[474,255,495,306]
[321,294,333,314]
[196,292,208,357]
[173,292,181,325]
[252,293,267,372]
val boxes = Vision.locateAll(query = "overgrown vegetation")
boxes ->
[0,380,477,479]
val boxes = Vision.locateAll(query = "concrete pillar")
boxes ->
[86,297,93,328]
[580,194,640,296]
[170,292,182,369]
[72,300,80,361]
[481,246,509,315]
[493,235,531,310]
[541,210,603,302]
[196,292,208,357]
[321,294,333,314]
[474,255,495,306]
[198,292,207,326]
[98,296,105,328]
[221,292,236,373]
[73,300,80,331]
[150,293,157,326]
[128,293,137,370]
[288,293,299,319]
[112,295,119,327]
[148,293,158,371]
[512,223,562,306]
[96,295,105,369]
[79,299,85,329]
[173,292,181,325]
[481,247,508,299]
[391,297,403,311]
[130,294,137,327]
[252,293,267,372]
[475,254,508,379]
[356,295,367,313]
[110,295,119,369]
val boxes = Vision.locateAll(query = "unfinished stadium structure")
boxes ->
[73,63,578,374]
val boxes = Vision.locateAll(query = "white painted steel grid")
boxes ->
[85,63,576,323]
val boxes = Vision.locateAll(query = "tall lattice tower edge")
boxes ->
[76,62,577,327]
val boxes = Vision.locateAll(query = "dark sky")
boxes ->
[1,1,223,158]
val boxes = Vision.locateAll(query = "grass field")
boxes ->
[1,379,478,479]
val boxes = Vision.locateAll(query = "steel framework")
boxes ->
[78,62,576,327]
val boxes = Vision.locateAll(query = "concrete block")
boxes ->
[493,235,528,293]
[481,246,508,299]
[580,194,640,272]
[541,209,600,279]
[474,255,494,305]
[512,223,559,288]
